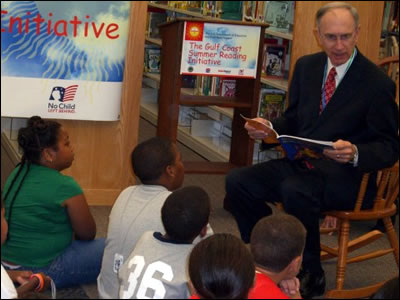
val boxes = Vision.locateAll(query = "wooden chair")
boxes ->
[320,161,399,299]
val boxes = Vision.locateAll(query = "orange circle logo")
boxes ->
[185,22,204,41]
[189,26,200,38]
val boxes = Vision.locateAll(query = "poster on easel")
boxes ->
[1,1,131,121]
[180,21,260,78]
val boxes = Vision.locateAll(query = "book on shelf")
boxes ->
[220,79,236,97]
[242,1,266,23]
[147,12,167,38]
[258,88,285,120]
[187,1,202,13]
[263,44,286,78]
[201,1,221,18]
[144,46,161,73]
[193,76,227,96]
[262,37,290,79]
[264,1,295,33]
[182,75,196,89]
[168,1,188,9]
[241,115,334,160]
[256,1,266,23]
[242,1,257,22]
[221,1,243,21]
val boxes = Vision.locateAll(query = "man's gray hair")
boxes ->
[316,2,359,29]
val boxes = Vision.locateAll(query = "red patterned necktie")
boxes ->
[320,67,337,112]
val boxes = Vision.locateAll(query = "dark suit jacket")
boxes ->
[272,50,399,209]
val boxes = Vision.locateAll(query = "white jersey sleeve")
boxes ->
[1,265,18,299]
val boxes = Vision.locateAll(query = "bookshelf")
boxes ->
[145,36,162,47]
[142,1,385,172]
[148,2,293,41]
[146,2,292,92]
[140,89,230,162]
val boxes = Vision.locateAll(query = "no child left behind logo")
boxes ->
[48,85,78,113]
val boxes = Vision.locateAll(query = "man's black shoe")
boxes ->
[299,269,326,298]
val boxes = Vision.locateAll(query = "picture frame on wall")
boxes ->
[264,44,286,78]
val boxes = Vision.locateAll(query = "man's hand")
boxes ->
[323,139,357,163]
[279,277,302,299]
[244,117,271,140]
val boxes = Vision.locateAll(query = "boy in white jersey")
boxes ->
[97,137,185,299]
[118,186,211,299]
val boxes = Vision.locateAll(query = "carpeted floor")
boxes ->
[66,117,399,299]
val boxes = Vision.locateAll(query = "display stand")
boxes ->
[157,18,267,174]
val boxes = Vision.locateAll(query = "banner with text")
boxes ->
[180,22,260,78]
[1,1,130,121]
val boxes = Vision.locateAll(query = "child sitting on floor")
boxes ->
[118,186,211,299]
[98,138,212,299]
[188,233,255,299]
[249,213,306,299]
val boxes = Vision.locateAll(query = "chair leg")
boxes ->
[336,220,350,290]
[383,217,399,267]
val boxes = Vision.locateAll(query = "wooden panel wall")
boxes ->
[289,1,384,82]
[59,2,148,206]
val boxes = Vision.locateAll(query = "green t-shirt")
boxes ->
[1,163,83,268]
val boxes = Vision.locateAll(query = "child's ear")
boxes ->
[199,225,208,238]
[166,165,176,178]
[42,148,55,163]
[288,256,302,277]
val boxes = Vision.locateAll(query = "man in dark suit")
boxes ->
[224,2,399,298]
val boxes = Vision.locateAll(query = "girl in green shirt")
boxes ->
[2,116,105,288]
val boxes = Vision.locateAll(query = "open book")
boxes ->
[241,115,334,160]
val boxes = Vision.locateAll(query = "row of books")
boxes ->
[148,1,295,32]
[174,74,237,97]
[194,77,236,97]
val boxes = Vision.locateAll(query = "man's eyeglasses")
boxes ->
[321,33,355,42]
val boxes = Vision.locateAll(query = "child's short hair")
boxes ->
[189,233,255,299]
[131,137,176,183]
[161,186,210,242]
[250,213,306,273]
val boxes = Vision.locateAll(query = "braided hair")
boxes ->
[3,116,61,236]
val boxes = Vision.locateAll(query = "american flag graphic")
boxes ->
[50,85,78,102]
[62,85,78,102]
